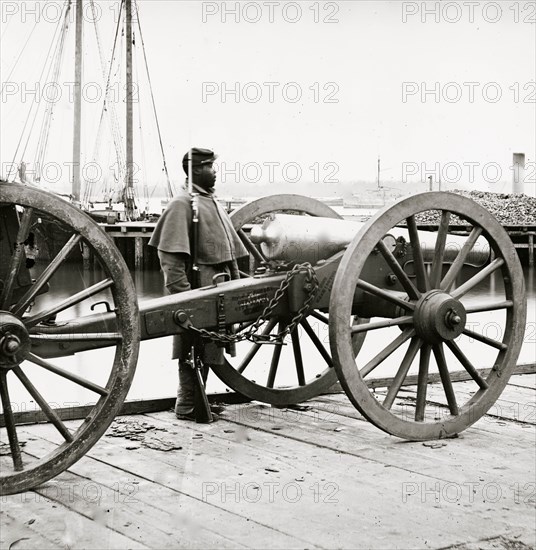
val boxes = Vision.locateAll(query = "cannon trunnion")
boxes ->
[0,184,527,494]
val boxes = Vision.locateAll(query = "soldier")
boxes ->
[149,148,248,421]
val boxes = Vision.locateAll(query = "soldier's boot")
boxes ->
[175,360,218,422]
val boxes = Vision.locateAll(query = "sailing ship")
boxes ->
[3,0,173,222]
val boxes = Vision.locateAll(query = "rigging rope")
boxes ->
[84,0,126,204]
[33,6,71,182]
[1,20,39,93]
[93,0,125,167]
[84,106,105,204]
[133,33,150,212]
[134,0,174,199]
[9,3,68,181]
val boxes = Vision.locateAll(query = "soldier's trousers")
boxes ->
[158,251,231,415]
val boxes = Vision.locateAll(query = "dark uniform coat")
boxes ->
[149,185,247,265]
[149,184,248,360]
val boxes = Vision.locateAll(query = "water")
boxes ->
[2,263,534,414]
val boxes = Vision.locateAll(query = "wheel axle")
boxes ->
[413,290,467,343]
[0,312,30,369]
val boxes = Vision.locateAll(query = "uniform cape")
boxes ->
[149,186,248,264]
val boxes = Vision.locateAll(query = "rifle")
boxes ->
[188,149,201,288]
[187,149,213,423]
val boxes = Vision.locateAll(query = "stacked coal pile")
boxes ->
[415,190,536,226]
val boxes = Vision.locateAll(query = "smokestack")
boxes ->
[512,153,525,194]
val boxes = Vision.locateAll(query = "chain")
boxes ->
[186,263,319,345]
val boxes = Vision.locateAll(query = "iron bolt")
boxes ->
[175,311,189,324]
[446,309,461,327]
[1,334,21,356]
[387,274,398,286]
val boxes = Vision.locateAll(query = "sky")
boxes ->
[1,0,535,198]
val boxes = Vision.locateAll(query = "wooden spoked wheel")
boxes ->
[0,183,140,494]
[329,192,526,440]
[211,194,367,405]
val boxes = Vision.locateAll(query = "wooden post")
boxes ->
[512,153,525,194]
[135,237,144,269]
[529,234,534,267]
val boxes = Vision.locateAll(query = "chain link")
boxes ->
[186,263,319,345]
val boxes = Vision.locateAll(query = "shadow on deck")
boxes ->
[1,375,535,550]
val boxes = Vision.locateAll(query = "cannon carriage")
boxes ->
[0,183,526,495]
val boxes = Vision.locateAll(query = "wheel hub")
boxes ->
[413,290,466,343]
[0,312,30,369]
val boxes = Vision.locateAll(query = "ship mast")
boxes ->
[124,0,137,219]
[72,0,83,203]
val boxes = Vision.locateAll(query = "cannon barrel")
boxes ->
[250,214,490,266]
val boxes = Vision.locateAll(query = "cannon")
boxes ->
[0,183,526,495]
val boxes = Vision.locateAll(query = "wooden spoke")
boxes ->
[383,337,422,410]
[26,353,110,396]
[351,316,413,334]
[13,367,73,442]
[291,329,306,386]
[464,300,513,314]
[310,310,329,324]
[356,279,415,312]
[301,318,333,368]
[445,341,489,390]
[406,215,429,292]
[327,190,526,440]
[462,328,507,351]
[451,258,504,299]
[12,234,83,316]
[360,328,415,377]
[0,183,141,495]
[0,372,23,471]
[215,195,346,406]
[238,228,266,264]
[0,207,34,309]
[376,239,420,300]
[29,333,122,342]
[430,210,451,289]
[432,344,459,416]
[24,278,114,328]
[266,322,285,388]
[440,227,483,292]
[415,344,431,421]
[237,318,277,374]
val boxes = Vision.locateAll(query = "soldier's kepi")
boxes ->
[148,147,248,423]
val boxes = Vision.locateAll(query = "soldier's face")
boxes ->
[194,163,217,191]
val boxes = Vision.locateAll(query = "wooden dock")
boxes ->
[1,374,535,549]
[91,222,158,270]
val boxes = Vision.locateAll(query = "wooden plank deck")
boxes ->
[1,375,535,550]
